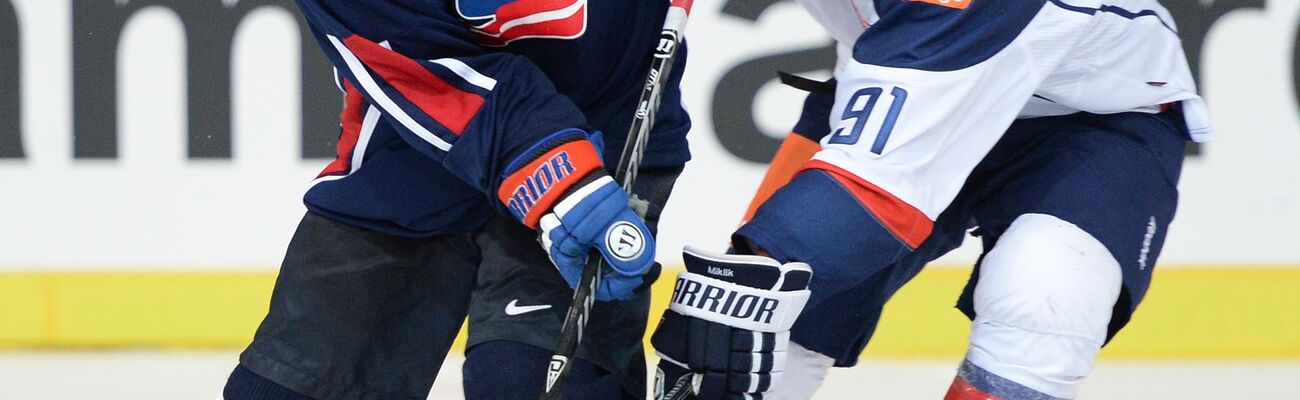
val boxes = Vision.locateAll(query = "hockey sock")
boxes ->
[222,364,314,400]
[462,340,626,400]
[944,360,1066,400]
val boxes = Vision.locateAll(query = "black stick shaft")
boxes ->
[539,2,693,399]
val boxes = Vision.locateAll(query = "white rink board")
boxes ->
[1,0,1298,269]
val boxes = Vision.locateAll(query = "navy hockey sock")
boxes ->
[223,364,314,400]
[463,340,627,400]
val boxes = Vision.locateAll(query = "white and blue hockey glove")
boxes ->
[498,129,655,302]
[651,246,812,399]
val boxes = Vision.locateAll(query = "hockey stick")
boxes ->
[539,1,695,398]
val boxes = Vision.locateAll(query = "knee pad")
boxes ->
[967,213,1122,399]
[765,341,835,400]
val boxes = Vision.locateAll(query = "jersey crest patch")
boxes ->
[908,0,970,9]
[456,0,589,47]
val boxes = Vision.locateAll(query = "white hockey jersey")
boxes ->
[796,0,1210,220]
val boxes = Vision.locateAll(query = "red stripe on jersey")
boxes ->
[944,377,1002,400]
[318,81,366,178]
[341,35,484,136]
[802,160,933,249]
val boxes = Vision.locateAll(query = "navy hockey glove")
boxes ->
[498,129,655,301]
[651,247,812,399]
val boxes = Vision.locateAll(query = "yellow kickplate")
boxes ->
[0,272,275,348]
[2,267,1297,359]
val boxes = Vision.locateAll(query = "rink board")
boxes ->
[2,266,1297,360]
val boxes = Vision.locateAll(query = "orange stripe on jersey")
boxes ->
[909,0,971,10]
[802,160,933,249]
[742,133,822,223]
[944,377,1001,400]
[318,81,365,178]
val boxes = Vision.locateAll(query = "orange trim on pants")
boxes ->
[801,160,934,249]
[742,133,822,223]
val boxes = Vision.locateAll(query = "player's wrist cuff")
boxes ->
[667,271,810,332]
[498,129,605,228]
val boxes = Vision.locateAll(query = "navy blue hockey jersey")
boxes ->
[297,0,691,237]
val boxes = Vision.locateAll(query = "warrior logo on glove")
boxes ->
[606,222,646,261]
[652,247,813,399]
[512,130,657,301]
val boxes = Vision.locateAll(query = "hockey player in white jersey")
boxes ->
[650,0,1209,398]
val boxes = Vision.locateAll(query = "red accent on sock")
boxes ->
[945,377,1002,400]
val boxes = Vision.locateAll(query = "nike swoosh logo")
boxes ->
[505,299,552,316]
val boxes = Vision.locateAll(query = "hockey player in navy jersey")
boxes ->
[221,1,690,399]
[651,0,1209,399]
